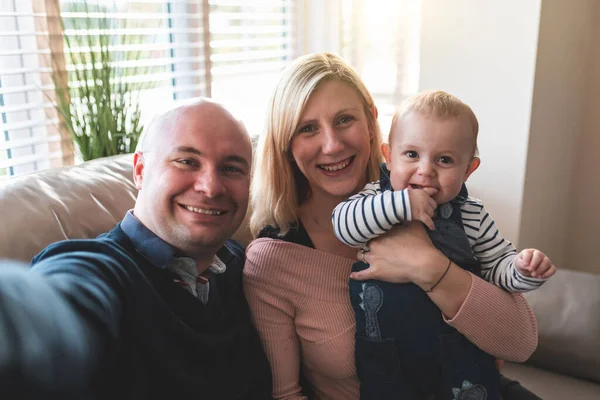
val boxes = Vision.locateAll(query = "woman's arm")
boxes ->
[243,270,307,400]
[350,222,538,362]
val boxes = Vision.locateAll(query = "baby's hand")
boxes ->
[515,249,556,279]
[408,188,437,230]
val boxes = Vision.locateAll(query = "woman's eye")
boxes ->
[337,115,355,124]
[298,124,316,134]
[406,151,418,159]
[439,156,453,164]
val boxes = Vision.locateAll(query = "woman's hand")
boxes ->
[350,222,472,318]
[350,222,445,287]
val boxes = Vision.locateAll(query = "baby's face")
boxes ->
[383,112,479,205]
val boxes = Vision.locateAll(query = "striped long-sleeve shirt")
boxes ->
[332,181,547,292]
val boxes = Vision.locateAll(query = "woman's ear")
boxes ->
[368,105,379,142]
[370,105,379,120]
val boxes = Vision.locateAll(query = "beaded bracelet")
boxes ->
[425,258,452,293]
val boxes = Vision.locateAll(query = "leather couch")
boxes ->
[1,155,599,399]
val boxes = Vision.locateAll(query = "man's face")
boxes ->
[133,104,252,258]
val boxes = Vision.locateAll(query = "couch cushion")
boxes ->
[0,155,137,262]
[523,269,600,383]
[503,362,600,400]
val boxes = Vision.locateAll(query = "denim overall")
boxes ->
[350,166,500,400]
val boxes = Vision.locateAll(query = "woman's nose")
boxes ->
[322,128,344,155]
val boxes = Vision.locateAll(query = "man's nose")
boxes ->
[322,127,344,155]
[193,168,226,198]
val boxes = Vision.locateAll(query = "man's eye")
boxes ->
[223,166,245,175]
[406,151,418,158]
[177,159,197,167]
[439,156,453,164]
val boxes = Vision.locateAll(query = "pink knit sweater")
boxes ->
[243,238,538,400]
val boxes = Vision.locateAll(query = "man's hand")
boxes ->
[408,188,437,230]
[515,249,556,279]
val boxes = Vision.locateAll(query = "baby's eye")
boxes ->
[438,156,453,164]
[405,151,418,159]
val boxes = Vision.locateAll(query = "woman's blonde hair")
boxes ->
[250,52,383,236]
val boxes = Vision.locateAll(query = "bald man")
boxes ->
[0,100,273,399]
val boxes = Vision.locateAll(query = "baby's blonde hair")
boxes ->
[390,90,479,156]
[250,52,383,236]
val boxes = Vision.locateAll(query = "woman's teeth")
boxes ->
[185,206,222,215]
[320,158,351,172]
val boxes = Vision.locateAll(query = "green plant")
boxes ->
[51,1,156,161]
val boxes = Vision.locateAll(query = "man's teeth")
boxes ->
[320,159,351,172]
[185,206,222,215]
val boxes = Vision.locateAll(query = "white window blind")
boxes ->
[209,0,296,136]
[58,0,210,146]
[0,0,64,178]
[0,0,296,178]
[0,0,211,179]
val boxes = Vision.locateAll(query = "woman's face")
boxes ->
[290,80,372,203]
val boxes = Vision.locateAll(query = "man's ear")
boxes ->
[381,143,392,167]
[465,157,480,181]
[133,151,145,190]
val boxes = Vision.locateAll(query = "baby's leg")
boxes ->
[435,328,501,400]
[350,261,442,399]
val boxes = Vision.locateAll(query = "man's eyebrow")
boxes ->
[173,146,250,168]
[174,146,201,155]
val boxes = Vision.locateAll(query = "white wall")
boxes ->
[419,0,542,243]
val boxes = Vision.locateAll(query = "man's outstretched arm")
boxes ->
[0,251,125,398]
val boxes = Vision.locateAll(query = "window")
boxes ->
[341,0,421,136]
[209,0,296,136]
[0,0,418,178]
[0,0,63,178]
[0,0,294,179]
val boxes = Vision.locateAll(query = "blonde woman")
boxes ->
[244,52,539,400]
